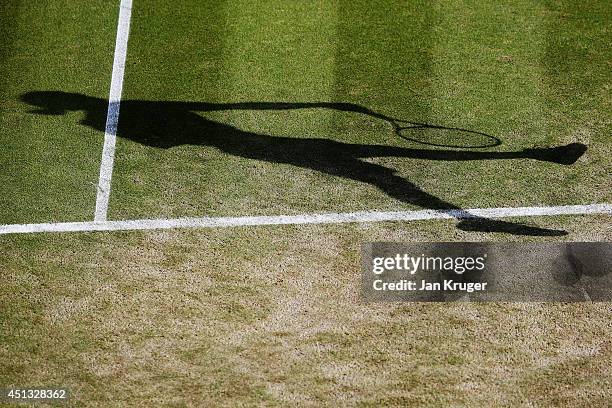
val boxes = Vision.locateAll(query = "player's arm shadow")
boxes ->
[21,91,588,236]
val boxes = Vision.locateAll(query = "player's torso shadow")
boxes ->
[21,91,587,237]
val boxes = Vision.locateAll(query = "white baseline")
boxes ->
[94,0,133,222]
[0,204,610,235]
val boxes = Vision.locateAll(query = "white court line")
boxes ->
[0,204,610,235]
[94,0,133,222]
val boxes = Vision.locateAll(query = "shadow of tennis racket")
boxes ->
[389,118,502,149]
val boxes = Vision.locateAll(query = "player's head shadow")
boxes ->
[20,91,587,237]
[22,91,103,116]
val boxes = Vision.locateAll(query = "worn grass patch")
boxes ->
[1,215,610,406]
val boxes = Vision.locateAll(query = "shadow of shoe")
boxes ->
[456,218,568,236]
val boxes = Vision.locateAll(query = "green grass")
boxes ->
[0,0,611,406]
[0,0,117,225]
[103,0,610,221]
[1,1,608,224]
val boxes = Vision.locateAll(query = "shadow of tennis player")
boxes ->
[21,91,588,236]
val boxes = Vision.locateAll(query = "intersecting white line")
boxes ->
[0,204,609,235]
[32,0,610,236]
[94,0,133,222]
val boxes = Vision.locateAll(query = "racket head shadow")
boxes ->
[395,124,502,149]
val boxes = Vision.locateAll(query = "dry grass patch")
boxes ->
[1,214,610,406]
